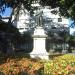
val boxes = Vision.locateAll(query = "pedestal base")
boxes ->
[31,26,49,60]
[30,50,49,60]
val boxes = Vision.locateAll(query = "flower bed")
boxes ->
[0,58,43,75]
[0,53,75,75]
[44,54,75,75]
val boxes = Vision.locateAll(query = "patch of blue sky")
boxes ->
[69,19,75,35]
[0,7,12,17]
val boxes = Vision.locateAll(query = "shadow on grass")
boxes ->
[6,51,31,62]
[0,51,31,64]
[0,52,8,64]
[18,71,28,75]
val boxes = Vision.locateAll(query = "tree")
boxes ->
[0,0,33,11]
[67,35,75,53]
[0,0,75,29]
[41,0,75,20]
[68,35,75,47]
[0,0,34,22]
[0,0,75,19]
[0,20,20,54]
[0,0,34,15]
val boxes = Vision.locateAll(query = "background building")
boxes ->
[11,1,69,34]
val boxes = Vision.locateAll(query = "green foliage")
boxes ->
[41,0,75,20]
[0,0,34,13]
[68,35,75,47]
[0,21,19,33]
[40,0,59,7]
[59,0,75,20]
[0,0,75,22]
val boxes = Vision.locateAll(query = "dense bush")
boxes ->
[55,47,62,53]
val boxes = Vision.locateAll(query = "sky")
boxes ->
[0,7,12,17]
[0,7,75,35]
[69,19,75,35]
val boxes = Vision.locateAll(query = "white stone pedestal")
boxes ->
[30,26,49,60]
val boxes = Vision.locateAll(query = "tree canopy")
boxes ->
[0,0,33,13]
[41,0,75,20]
[0,0,75,21]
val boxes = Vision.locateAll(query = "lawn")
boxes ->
[0,51,75,75]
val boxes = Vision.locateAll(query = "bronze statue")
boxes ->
[35,9,43,27]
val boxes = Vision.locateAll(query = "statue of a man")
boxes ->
[35,10,43,27]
